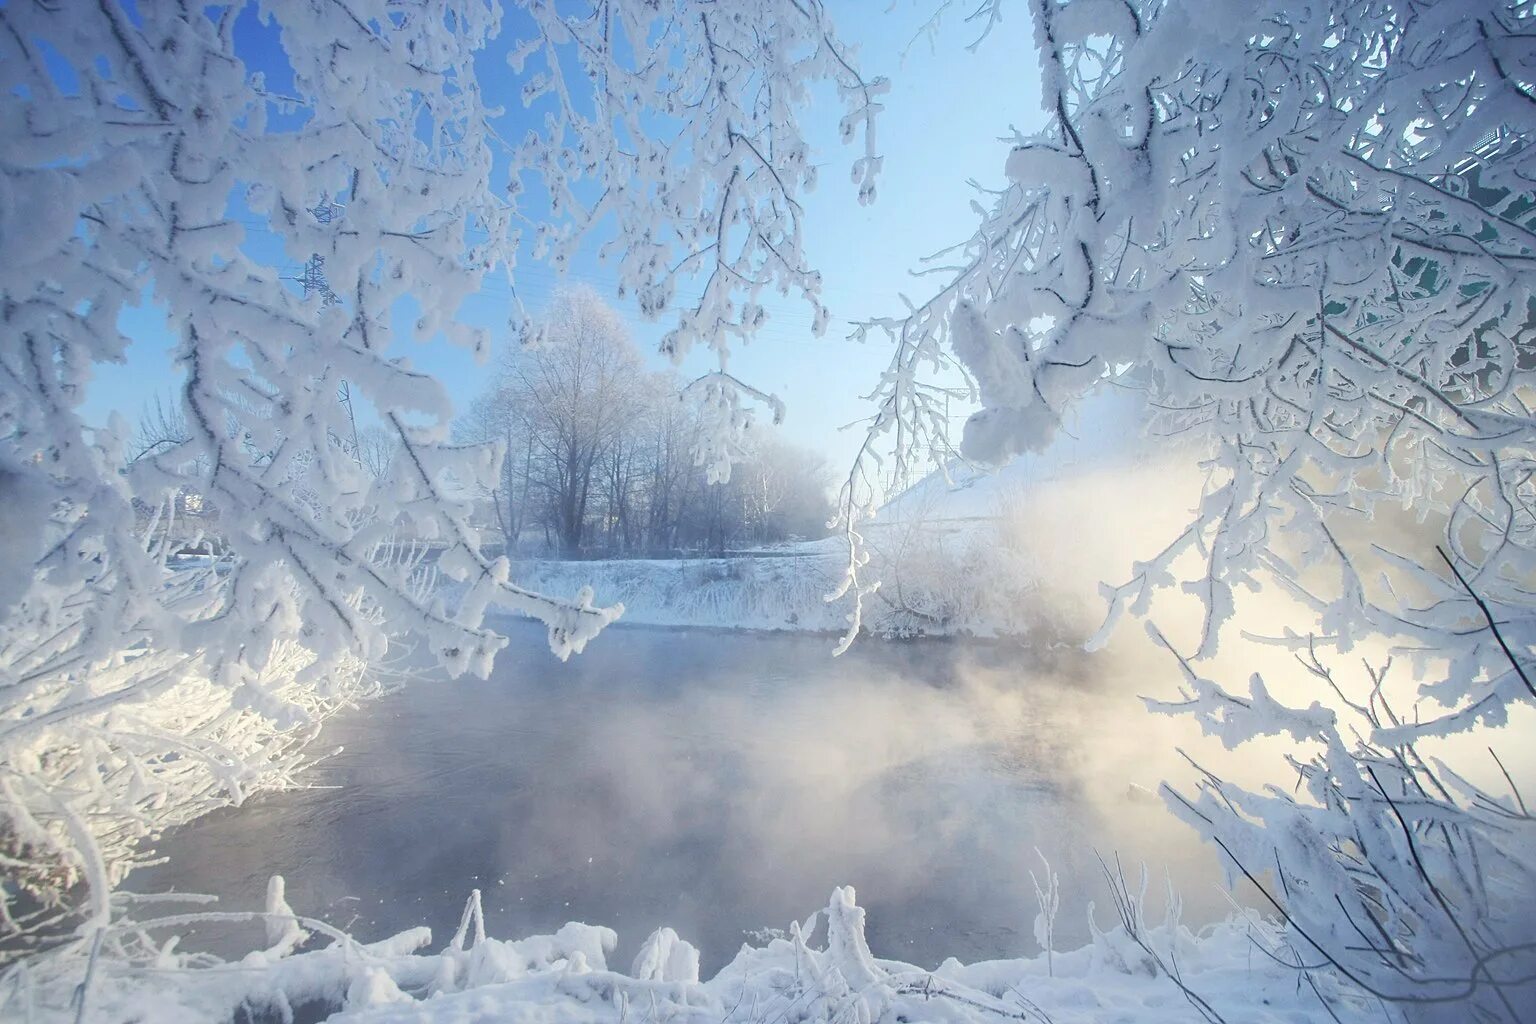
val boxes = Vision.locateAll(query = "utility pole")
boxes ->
[299,193,340,308]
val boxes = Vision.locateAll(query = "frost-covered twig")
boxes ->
[511,0,885,482]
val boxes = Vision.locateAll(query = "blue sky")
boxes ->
[84,2,1047,472]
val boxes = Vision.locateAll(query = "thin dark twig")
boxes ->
[1437,546,1534,699]
[1093,852,1230,1024]
[1487,748,1529,818]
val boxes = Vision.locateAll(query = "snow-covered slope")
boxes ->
[503,552,848,633]
[498,532,1039,641]
[874,387,1148,528]
[19,885,1362,1024]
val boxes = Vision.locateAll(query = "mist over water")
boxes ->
[136,453,1528,977]
[127,457,1303,975]
[133,619,1243,974]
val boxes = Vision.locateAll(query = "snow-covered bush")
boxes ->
[837,0,1536,1017]
[1153,637,1536,1018]
[860,487,1040,639]
[4,882,1340,1024]
[0,507,437,956]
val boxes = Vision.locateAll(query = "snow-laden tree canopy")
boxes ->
[838,0,1536,1014]
[0,0,879,946]
[505,0,888,483]
[844,0,1534,695]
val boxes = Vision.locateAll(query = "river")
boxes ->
[131,620,1235,974]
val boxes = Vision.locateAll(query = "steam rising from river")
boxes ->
[135,451,1533,972]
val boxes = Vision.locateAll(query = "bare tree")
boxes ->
[462,328,834,558]
[639,385,708,553]
[505,288,648,555]
[353,426,400,482]
[456,388,536,554]
[737,437,834,544]
[129,393,191,465]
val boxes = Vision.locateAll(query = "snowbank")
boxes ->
[495,535,1040,641]
[8,884,1362,1023]
[487,398,1170,643]
[501,551,847,633]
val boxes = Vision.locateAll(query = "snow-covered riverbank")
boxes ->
[19,885,1349,1024]
[497,534,1040,641]
[502,547,847,633]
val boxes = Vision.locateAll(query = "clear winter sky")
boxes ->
[84,2,1048,474]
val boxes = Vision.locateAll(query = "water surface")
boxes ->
[133,621,1233,972]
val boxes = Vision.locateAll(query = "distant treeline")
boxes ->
[453,288,834,557]
[126,288,836,560]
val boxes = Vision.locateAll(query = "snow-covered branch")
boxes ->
[511,0,886,478]
[0,0,875,952]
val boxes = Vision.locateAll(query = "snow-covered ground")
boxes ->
[495,398,1160,643]
[497,530,1040,641]
[501,546,849,633]
[16,885,1354,1024]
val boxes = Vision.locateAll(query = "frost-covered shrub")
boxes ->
[0,517,430,957]
[862,510,1040,639]
[4,883,1337,1024]
[1154,642,1536,1019]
